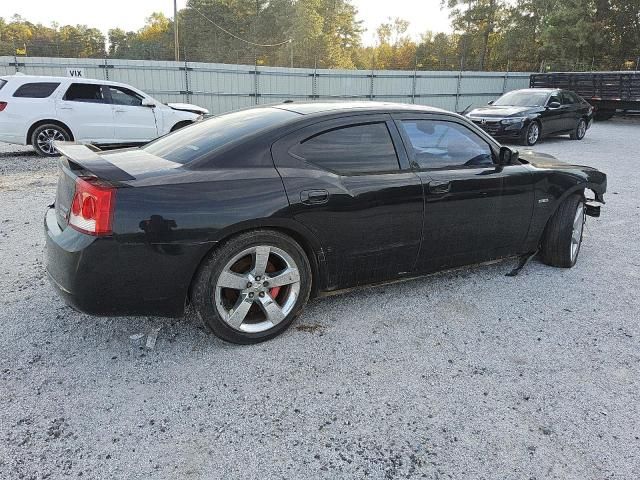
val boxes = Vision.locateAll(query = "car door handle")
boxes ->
[428,181,451,194]
[59,106,73,110]
[114,109,126,113]
[300,189,329,205]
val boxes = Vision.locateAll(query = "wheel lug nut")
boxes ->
[246,282,253,288]
[248,292,254,298]
[259,292,265,298]
[263,281,269,287]
[255,276,261,281]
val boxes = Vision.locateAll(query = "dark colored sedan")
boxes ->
[45,102,606,344]
[466,88,594,146]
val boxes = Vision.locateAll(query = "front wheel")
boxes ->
[541,194,585,268]
[31,124,71,157]
[192,230,312,344]
[521,121,540,146]
[570,118,587,140]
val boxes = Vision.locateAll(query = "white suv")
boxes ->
[0,74,209,156]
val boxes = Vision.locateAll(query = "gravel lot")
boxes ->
[1,118,639,480]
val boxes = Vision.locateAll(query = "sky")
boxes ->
[1,0,452,45]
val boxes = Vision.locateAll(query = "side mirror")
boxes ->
[499,146,518,165]
[487,100,494,105]
[547,101,561,109]
[142,98,156,108]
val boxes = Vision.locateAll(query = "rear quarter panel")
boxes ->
[108,156,294,310]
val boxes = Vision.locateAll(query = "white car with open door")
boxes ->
[0,74,208,156]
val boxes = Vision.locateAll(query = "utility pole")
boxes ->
[174,0,180,62]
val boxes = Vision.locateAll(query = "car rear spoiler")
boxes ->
[54,142,182,182]
[54,142,136,181]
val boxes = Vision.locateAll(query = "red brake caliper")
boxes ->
[269,286,281,298]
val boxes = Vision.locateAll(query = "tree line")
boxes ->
[1,0,639,71]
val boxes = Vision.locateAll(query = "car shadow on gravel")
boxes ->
[0,150,40,158]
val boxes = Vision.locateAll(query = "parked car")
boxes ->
[0,74,208,156]
[465,88,594,146]
[45,102,606,344]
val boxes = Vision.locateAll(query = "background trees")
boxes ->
[0,0,639,71]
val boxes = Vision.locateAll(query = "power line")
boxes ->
[190,5,291,48]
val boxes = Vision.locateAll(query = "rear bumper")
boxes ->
[44,207,197,317]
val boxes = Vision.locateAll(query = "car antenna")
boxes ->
[458,104,473,115]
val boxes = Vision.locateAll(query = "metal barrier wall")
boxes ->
[0,56,531,114]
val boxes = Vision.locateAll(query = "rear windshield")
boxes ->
[13,82,60,98]
[143,107,299,164]
[0,79,7,91]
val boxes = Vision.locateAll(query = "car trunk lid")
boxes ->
[53,142,182,228]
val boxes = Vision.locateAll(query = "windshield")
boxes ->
[493,91,549,107]
[143,107,299,164]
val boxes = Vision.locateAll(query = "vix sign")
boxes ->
[66,67,85,78]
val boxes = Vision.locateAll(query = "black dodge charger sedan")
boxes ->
[45,102,606,344]
[466,88,594,146]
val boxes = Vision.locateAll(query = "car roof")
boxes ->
[511,88,558,94]
[272,101,449,115]
[0,74,131,88]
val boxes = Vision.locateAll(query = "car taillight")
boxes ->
[68,177,115,235]
[0,102,7,112]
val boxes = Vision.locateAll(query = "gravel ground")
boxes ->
[1,119,639,480]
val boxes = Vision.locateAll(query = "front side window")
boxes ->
[561,91,576,105]
[0,79,8,91]
[548,94,561,106]
[400,120,494,169]
[13,82,60,98]
[290,122,399,174]
[64,83,107,103]
[108,86,143,106]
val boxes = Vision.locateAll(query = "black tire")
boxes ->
[31,123,71,157]
[570,118,587,140]
[170,120,193,132]
[541,194,585,268]
[191,230,312,344]
[520,121,540,146]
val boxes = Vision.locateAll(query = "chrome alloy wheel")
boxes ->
[214,245,301,333]
[528,122,540,144]
[36,128,66,155]
[577,119,587,139]
[570,202,585,262]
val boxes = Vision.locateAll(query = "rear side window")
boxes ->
[400,120,494,169]
[0,79,7,91]
[13,82,60,98]
[64,83,107,103]
[290,122,399,174]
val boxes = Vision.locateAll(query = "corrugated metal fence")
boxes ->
[0,56,531,114]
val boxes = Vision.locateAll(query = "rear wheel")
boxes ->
[192,230,312,344]
[520,121,540,146]
[570,118,587,140]
[31,124,71,157]
[541,194,585,268]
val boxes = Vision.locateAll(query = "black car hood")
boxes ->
[519,150,569,167]
[468,105,542,117]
